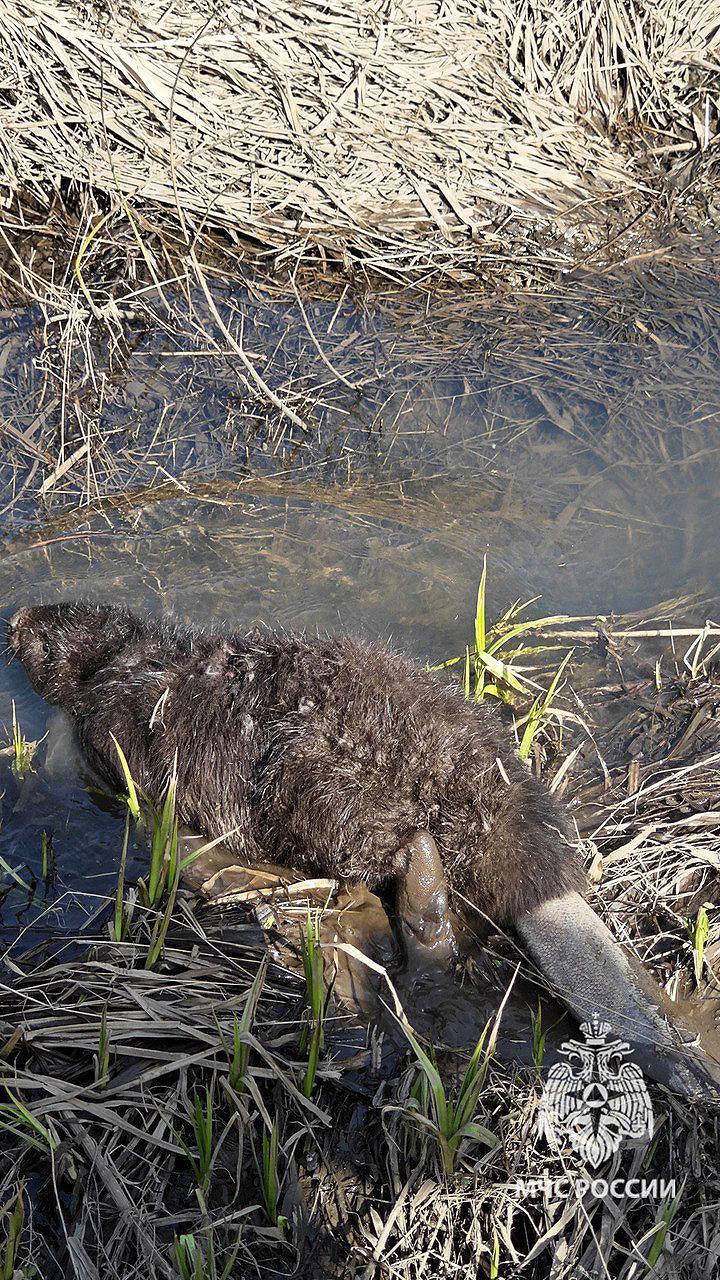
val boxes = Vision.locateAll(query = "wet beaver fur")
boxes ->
[7,601,580,926]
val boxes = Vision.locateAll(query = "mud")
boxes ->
[181,830,572,1069]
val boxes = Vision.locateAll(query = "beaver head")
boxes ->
[7,602,146,705]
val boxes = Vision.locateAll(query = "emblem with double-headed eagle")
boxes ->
[538,1013,654,1168]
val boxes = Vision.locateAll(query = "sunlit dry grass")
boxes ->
[1,0,718,284]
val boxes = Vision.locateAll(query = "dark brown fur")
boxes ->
[7,602,581,925]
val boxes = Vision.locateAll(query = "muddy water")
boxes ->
[1,240,719,1052]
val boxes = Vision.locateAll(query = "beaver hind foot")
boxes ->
[396,830,457,968]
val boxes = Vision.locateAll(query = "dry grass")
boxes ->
[0,1,718,563]
[0,0,719,284]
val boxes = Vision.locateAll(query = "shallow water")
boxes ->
[1,238,720,959]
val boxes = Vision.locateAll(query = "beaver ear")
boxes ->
[205,640,235,678]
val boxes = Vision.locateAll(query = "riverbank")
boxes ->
[2,0,719,287]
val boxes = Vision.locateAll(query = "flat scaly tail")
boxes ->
[516,890,720,1102]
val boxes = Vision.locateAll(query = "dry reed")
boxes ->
[0,0,718,281]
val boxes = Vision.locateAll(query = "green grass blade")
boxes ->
[110,735,141,820]
[475,558,487,659]
[113,812,130,943]
[399,1022,448,1133]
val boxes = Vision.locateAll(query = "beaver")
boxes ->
[7,600,720,1100]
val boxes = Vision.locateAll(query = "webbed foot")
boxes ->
[396,830,457,969]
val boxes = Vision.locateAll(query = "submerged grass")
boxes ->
[1,208,719,573]
[0,0,717,557]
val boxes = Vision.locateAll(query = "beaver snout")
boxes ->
[7,607,31,654]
